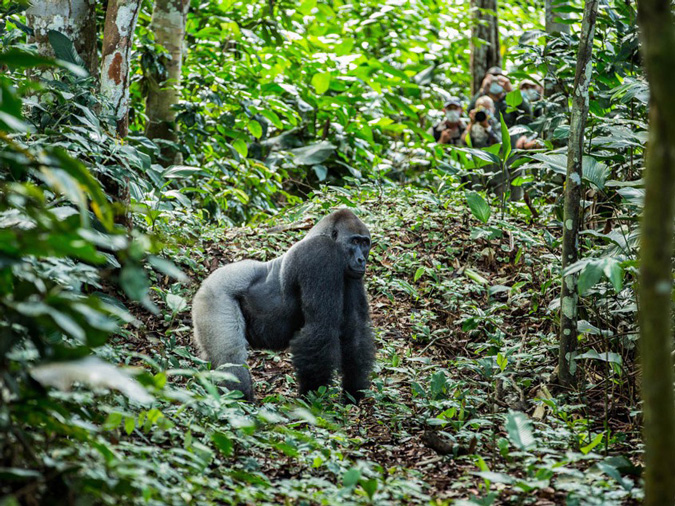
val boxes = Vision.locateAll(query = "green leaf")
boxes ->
[465,191,491,223]
[211,432,234,456]
[289,141,336,165]
[582,156,610,190]
[47,30,87,70]
[505,89,523,108]
[499,112,511,159]
[0,48,88,77]
[576,350,623,365]
[580,432,603,454]
[311,72,331,94]
[247,120,263,139]
[260,109,283,129]
[601,258,624,292]
[148,256,188,282]
[505,411,536,450]
[312,164,328,181]
[361,479,378,499]
[232,138,248,158]
[343,468,361,487]
[414,267,425,282]
[120,264,150,301]
[124,416,135,435]
[166,293,187,314]
[578,261,603,295]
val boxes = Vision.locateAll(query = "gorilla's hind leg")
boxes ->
[192,271,254,401]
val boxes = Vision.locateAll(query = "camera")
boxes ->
[474,110,487,122]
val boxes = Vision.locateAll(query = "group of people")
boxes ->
[430,67,543,150]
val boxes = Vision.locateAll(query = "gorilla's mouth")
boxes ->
[348,266,366,277]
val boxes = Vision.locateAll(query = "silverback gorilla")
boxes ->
[192,209,374,402]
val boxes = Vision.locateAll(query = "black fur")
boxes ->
[192,210,374,402]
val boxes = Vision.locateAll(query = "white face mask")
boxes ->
[523,88,539,101]
[489,82,504,95]
[445,110,461,122]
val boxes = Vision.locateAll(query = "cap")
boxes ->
[487,66,504,76]
[443,97,462,108]
[519,78,539,88]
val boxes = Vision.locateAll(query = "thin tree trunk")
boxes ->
[145,0,190,166]
[26,0,97,75]
[469,0,500,96]
[557,0,598,387]
[100,0,142,138]
[545,0,570,36]
[544,0,570,100]
[637,0,675,501]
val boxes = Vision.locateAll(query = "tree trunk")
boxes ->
[544,0,570,100]
[557,0,598,387]
[469,0,500,96]
[545,0,570,36]
[145,0,190,166]
[26,0,98,75]
[637,0,675,501]
[100,0,142,138]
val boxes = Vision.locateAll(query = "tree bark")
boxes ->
[145,0,190,166]
[637,0,675,501]
[545,0,570,36]
[557,0,598,387]
[469,0,500,96]
[100,0,142,138]
[26,0,98,75]
[544,0,570,100]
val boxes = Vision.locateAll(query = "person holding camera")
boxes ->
[430,97,466,146]
[461,96,501,148]
[468,67,531,128]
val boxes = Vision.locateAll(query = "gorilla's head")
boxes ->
[308,209,371,279]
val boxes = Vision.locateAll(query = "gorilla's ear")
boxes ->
[331,228,338,240]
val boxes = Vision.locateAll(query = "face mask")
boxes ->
[489,82,504,95]
[445,110,460,122]
[523,89,539,101]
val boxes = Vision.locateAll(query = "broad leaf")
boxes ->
[311,72,331,94]
[505,411,536,450]
[465,191,491,223]
[289,141,336,165]
[47,30,87,70]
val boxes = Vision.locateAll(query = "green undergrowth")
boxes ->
[2,183,641,505]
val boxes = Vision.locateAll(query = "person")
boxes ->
[515,79,545,150]
[519,79,543,106]
[468,67,531,128]
[430,97,466,146]
[461,95,501,148]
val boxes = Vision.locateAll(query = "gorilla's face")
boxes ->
[344,234,371,278]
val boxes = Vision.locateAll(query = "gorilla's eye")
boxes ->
[331,229,338,240]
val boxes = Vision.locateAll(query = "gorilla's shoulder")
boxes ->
[285,235,343,270]
[293,234,341,255]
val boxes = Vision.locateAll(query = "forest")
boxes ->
[1,0,674,504]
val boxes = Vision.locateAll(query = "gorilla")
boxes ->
[192,209,374,403]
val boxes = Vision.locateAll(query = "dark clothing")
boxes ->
[468,93,532,128]
[430,120,466,145]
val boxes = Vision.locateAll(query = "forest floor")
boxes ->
[124,185,642,504]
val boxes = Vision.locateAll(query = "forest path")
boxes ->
[134,186,636,503]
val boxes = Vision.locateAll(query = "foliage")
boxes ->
[0,0,653,503]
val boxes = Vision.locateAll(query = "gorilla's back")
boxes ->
[240,256,303,350]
